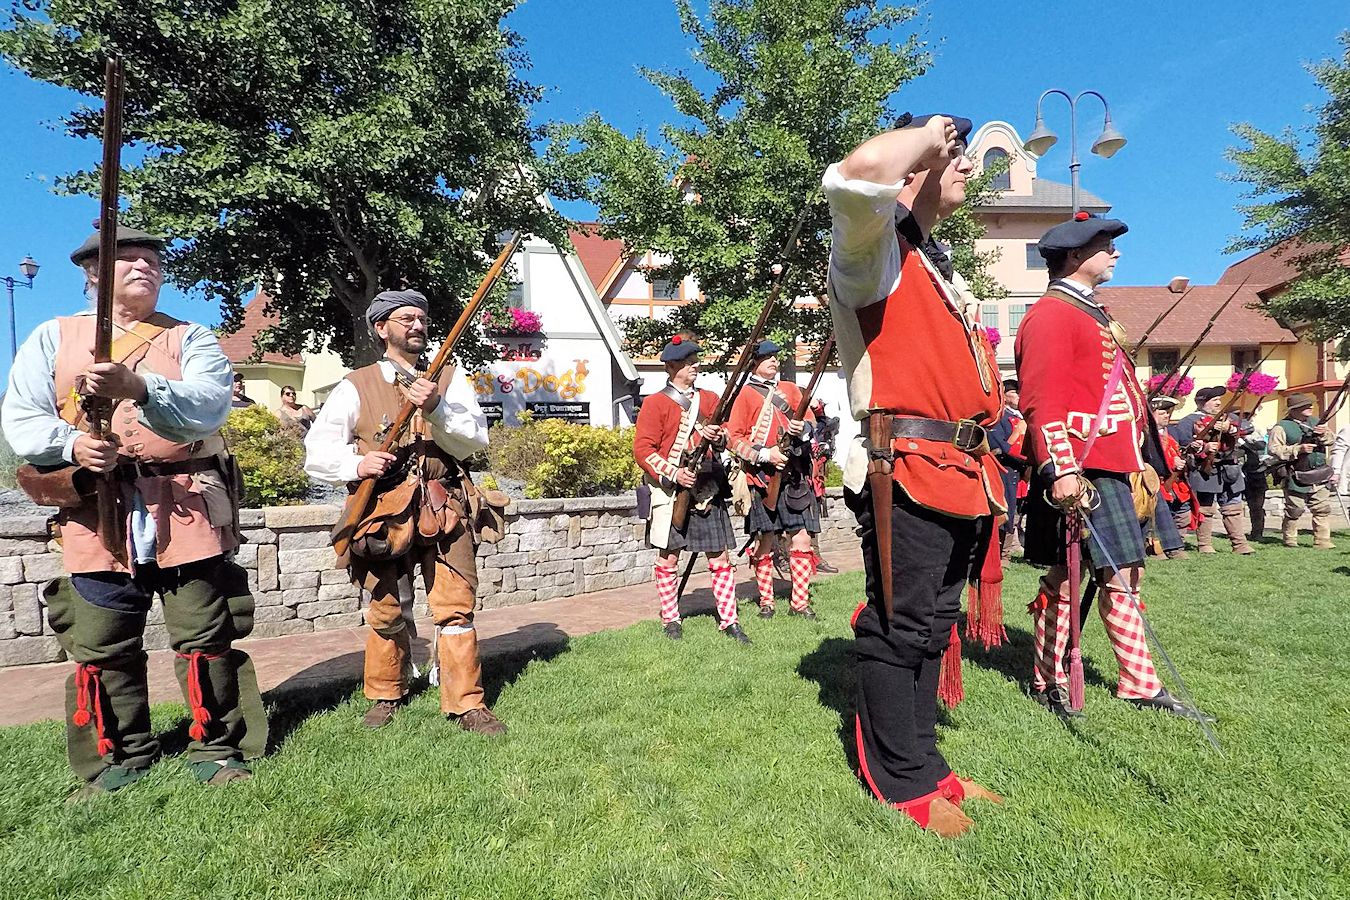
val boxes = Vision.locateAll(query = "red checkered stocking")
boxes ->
[1030,579,1070,692]
[789,550,814,611]
[1098,587,1162,699]
[752,554,775,608]
[654,562,680,624]
[708,561,739,629]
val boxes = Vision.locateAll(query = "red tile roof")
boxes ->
[217,291,302,366]
[1097,284,1297,346]
[569,223,630,296]
[1218,239,1344,289]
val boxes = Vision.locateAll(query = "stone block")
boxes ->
[0,538,49,557]
[264,505,341,529]
[513,574,547,591]
[246,570,260,592]
[480,590,536,609]
[10,584,41,635]
[143,624,171,651]
[568,519,583,548]
[234,544,259,567]
[501,570,516,593]
[0,557,24,585]
[238,508,265,528]
[583,572,628,592]
[479,568,502,586]
[560,497,606,513]
[494,535,519,553]
[513,518,551,535]
[0,516,53,538]
[246,619,314,639]
[0,613,15,640]
[146,601,165,625]
[599,512,632,528]
[532,560,574,576]
[0,585,11,613]
[280,572,320,590]
[22,554,65,582]
[583,556,609,575]
[624,568,650,586]
[296,598,358,620]
[0,635,64,665]
[580,526,625,548]
[252,591,284,608]
[278,531,335,552]
[607,553,635,573]
[635,549,658,568]
[241,527,277,545]
[278,548,338,573]
[253,604,297,623]
[513,499,564,515]
[320,569,351,585]
[283,588,320,607]
[535,585,578,602]
[318,583,359,601]
[485,552,528,570]
[548,514,572,530]
[257,545,279,592]
[312,611,365,631]
[550,572,576,587]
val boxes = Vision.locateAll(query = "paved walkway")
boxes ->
[0,547,863,726]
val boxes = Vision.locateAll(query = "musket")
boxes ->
[764,335,834,510]
[1148,276,1252,401]
[331,233,522,562]
[84,57,129,567]
[1131,285,1193,357]
[1190,343,1282,475]
[669,204,813,530]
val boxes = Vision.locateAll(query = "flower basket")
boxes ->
[481,306,543,337]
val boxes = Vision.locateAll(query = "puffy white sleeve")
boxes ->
[823,162,907,311]
[303,379,363,484]
[425,371,489,459]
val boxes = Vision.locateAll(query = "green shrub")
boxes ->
[824,460,844,488]
[222,405,310,507]
[0,425,18,490]
[487,415,640,499]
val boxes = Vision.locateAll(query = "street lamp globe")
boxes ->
[18,255,39,280]
[1023,119,1059,156]
[1091,121,1127,158]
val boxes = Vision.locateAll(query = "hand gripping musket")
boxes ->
[83,57,130,566]
[668,205,813,531]
[1190,343,1282,476]
[764,335,835,510]
[1147,277,1251,401]
[330,233,522,563]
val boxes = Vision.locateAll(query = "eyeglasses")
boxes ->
[282,391,295,397]
[387,314,429,328]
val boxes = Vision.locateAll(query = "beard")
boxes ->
[388,331,427,355]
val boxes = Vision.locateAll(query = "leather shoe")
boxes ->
[663,621,683,641]
[723,623,752,644]
[1127,688,1215,722]
[814,557,839,574]
[955,777,1004,805]
[361,698,402,729]
[923,797,974,838]
[758,603,776,619]
[787,605,817,621]
[454,706,507,737]
[1032,686,1084,719]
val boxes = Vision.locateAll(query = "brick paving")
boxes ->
[0,547,861,727]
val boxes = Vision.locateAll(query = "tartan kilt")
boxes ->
[1024,470,1146,569]
[744,484,822,536]
[654,501,737,554]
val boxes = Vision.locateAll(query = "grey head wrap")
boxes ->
[366,289,429,331]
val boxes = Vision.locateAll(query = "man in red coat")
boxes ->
[728,339,820,619]
[633,336,749,643]
[1016,213,1209,721]
[825,113,1005,838]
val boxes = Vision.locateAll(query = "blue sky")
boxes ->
[0,1,1345,383]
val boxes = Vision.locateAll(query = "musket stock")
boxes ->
[764,335,834,510]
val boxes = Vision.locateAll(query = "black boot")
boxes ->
[662,621,683,641]
[723,623,751,644]
[1032,686,1084,719]
[1127,688,1215,722]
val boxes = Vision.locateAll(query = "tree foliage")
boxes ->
[1226,32,1350,344]
[543,0,1003,363]
[1,0,563,366]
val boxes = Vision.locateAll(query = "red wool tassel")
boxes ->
[179,651,217,743]
[73,663,115,757]
[965,516,1007,649]
[938,623,964,708]
[1068,647,1086,711]
[72,663,93,728]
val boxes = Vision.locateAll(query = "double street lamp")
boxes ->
[1024,90,1127,214]
[4,255,40,362]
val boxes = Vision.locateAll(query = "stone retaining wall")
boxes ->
[0,488,861,668]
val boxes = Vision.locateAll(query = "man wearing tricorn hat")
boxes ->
[632,334,748,643]
[1268,392,1335,548]
[727,338,820,619]
[1170,386,1254,555]
[824,113,1007,837]
[1017,212,1206,721]
[1,224,266,798]
[304,288,506,734]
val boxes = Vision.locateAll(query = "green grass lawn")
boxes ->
[1,537,1348,899]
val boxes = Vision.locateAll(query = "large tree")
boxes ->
[1227,32,1350,343]
[1,0,561,365]
[544,0,1004,362]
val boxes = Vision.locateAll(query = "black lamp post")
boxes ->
[1024,90,1127,214]
[4,255,40,362]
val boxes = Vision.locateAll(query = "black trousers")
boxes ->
[845,481,981,804]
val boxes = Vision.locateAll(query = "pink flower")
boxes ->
[1225,370,1279,397]
[1146,372,1194,397]
[981,326,1002,349]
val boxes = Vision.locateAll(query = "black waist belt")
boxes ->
[885,415,989,454]
[117,457,219,479]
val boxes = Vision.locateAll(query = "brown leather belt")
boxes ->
[116,457,220,479]
[883,414,989,454]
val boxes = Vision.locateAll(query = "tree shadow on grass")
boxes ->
[153,622,572,757]
[796,636,858,771]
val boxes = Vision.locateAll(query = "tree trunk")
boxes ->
[351,308,380,366]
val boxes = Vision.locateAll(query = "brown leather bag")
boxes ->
[343,473,420,562]
[417,478,462,540]
[15,464,90,509]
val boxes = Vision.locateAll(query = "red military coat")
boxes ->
[633,386,719,482]
[1014,286,1148,478]
[727,378,814,489]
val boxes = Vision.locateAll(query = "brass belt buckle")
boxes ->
[953,418,984,452]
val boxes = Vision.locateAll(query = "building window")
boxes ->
[650,277,678,299]
[505,281,524,306]
[1149,349,1180,374]
[983,148,1011,191]
[1008,303,1029,338]
[981,303,999,331]
[1232,346,1259,372]
[1025,243,1047,270]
